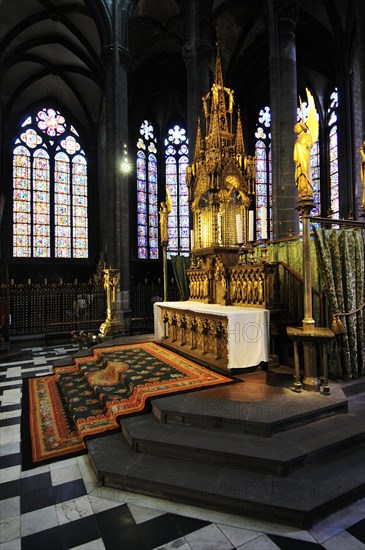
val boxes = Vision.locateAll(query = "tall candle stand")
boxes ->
[237,243,248,265]
[261,239,268,263]
[248,242,256,265]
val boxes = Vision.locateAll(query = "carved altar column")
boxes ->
[268,0,300,237]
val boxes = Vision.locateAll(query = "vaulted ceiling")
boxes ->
[0,0,356,141]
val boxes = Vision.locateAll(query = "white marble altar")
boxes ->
[154,301,270,369]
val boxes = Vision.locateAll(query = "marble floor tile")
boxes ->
[0,409,21,421]
[0,441,20,458]
[33,357,49,365]
[0,496,20,520]
[0,380,22,387]
[20,505,58,537]
[0,464,21,483]
[50,456,78,471]
[68,537,106,550]
[128,503,166,524]
[0,515,20,544]
[0,389,21,407]
[0,428,20,446]
[154,537,192,550]
[21,463,50,478]
[51,462,82,486]
[76,455,99,493]
[89,493,129,515]
[321,529,365,549]
[309,497,365,543]
[5,368,22,379]
[217,524,261,547]
[56,495,94,525]
[185,523,234,550]
[236,533,280,549]
[0,537,21,550]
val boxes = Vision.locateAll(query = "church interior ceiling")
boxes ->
[0,0,355,140]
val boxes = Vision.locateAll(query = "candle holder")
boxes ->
[248,242,256,265]
[261,239,268,263]
[237,243,248,265]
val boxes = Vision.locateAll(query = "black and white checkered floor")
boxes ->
[1,343,364,549]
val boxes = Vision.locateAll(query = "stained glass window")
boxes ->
[136,120,158,259]
[255,108,272,240]
[165,125,189,258]
[327,88,339,218]
[12,108,88,258]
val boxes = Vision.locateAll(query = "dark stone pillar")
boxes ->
[356,0,365,141]
[103,0,130,319]
[268,0,300,238]
[183,0,212,154]
[337,76,354,218]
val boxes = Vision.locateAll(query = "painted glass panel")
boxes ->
[54,152,71,257]
[328,89,339,218]
[165,125,189,258]
[137,121,158,259]
[13,146,31,256]
[72,155,88,258]
[12,108,88,259]
[33,149,50,257]
[255,107,273,239]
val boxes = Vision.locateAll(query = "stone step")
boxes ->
[151,384,348,436]
[341,377,365,397]
[86,429,365,529]
[120,394,365,476]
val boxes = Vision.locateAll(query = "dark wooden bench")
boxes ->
[44,319,105,347]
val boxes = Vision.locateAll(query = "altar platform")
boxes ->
[154,300,270,371]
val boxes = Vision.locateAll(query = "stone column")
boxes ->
[356,0,365,141]
[183,0,212,154]
[268,0,300,238]
[102,0,131,325]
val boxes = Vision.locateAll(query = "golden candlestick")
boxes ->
[99,268,125,336]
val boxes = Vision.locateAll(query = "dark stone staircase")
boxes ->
[86,375,365,528]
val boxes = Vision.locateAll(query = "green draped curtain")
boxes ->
[260,238,321,324]
[171,255,190,301]
[314,228,365,379]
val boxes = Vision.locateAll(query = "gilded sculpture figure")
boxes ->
[159,187,172,243]
[358,140,365,208]
[294,88,319,201]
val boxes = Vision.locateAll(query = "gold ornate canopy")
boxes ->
[184,49,278,309]
[187,48,255,249]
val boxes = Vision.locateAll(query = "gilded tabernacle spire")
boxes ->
[187,46,255,251]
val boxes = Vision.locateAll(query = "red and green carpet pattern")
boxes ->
[26,342,235,466]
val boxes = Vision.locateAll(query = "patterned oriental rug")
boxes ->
[22,342,236,469]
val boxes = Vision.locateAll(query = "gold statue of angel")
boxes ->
[294,88,319,201]
[159,186,172,243]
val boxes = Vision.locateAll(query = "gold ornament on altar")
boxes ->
[294,88,319,205]
[159,187,172,244]
[187,47,254,251]
[99,267,125,336]
[185,47,277,310]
